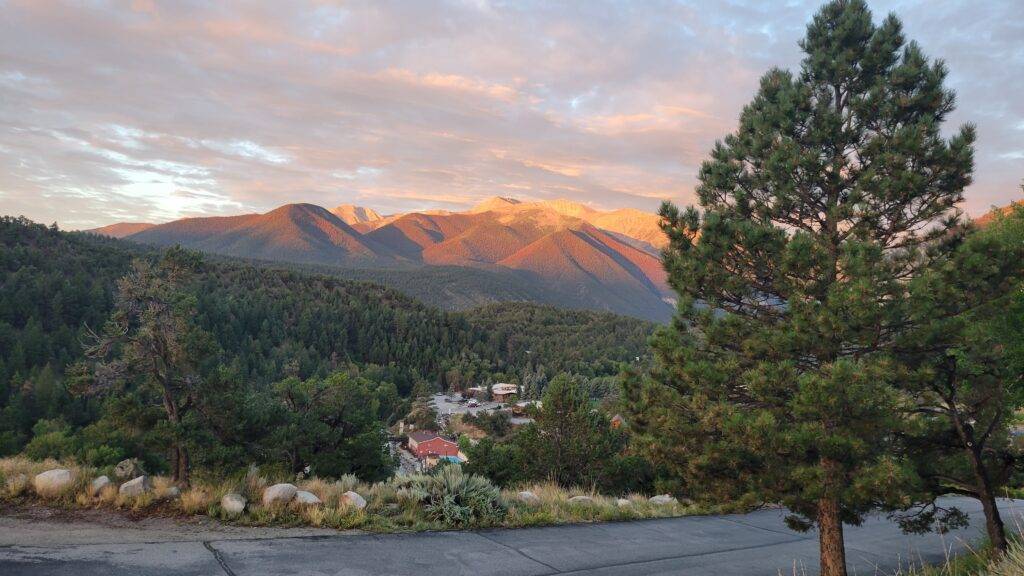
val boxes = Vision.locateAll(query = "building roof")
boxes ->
[420,436,458,447]
[491,383,518,394]
[408,430,439,443]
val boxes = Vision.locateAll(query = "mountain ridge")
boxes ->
[331,204,383,225]
[105,197,673,321]
[87,222,157,238]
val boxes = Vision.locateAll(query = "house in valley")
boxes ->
[406,430,465,467]
[491,383,518,403]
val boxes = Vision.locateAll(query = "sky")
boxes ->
[1,0,1021,230]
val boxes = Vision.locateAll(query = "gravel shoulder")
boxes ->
[0,503,345,547]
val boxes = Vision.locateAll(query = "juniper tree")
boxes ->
[624,1,974,574]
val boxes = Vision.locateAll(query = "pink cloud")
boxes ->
[0,0,1020,229]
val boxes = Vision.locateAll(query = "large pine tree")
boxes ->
[624,1,974,574]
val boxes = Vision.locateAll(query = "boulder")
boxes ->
[649,494,678,506]
[341,490,367,510]
[517,491,540,505]
[567,495,593,505]
[294,490,322,506]
[89,476,112,496]
[162,486,181,499]
[33,469,75,496]
[118,475,152,497]
[220,493,246,516]
[616,498,632,507]
[114,458,145,480]
[262,483,297,506]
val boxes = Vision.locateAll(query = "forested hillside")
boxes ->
[267,260,585,313]
[459,303,653,378]
[0,216,654,466]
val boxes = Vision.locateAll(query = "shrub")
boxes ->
[23,419,75,461]
[408,465,505,527]
[336,474,359,493]
[82,445,125,468]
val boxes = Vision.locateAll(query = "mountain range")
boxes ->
[89,198,675,321]
[81,199,1022,322]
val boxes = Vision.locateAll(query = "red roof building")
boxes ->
[410,435,461,459]
[407,430,438,452]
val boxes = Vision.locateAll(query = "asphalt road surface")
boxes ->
[2,497,1020,576]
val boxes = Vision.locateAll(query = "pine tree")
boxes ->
[624,1,974,574]
[897,208,1024,553]
[80,248,212,486]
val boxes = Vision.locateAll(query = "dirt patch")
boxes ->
[0,502,350,547]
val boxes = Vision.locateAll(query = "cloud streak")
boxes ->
[0,0,1021,229]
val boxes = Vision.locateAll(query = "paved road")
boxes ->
[2,497,1020,575]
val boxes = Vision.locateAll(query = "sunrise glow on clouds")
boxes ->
[0,0,1021,229]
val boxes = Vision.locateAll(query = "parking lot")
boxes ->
[429,393,503,418]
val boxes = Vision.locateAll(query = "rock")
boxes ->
[118,475,152,497]
[341,490,367,510]
[221,493,246,515]
[89,476,111,496]
[616,498,632,507]
[162,486,181,499]
[262,483,297,506]
[33,469,75,496]
[649,494,678,506]
[568,495,593,505]
[294,490,322,506]
[114,458,145,480]
[517,491,540,504]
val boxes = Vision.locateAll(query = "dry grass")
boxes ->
[180,487,215,514]
[889,543,1015,576]
[151,476,174,496]
[96,484,118,505]
[447,415,487,440]
[5,472,30,497]
[1,455,67,479]
[980,543,1024,576]
[497,482,712,527]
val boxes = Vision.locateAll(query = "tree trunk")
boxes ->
[174,444,191,487]
[162,387,190,487]
[818,494,847,576]
[979,487,1008,553]
[968,448,1008,553]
